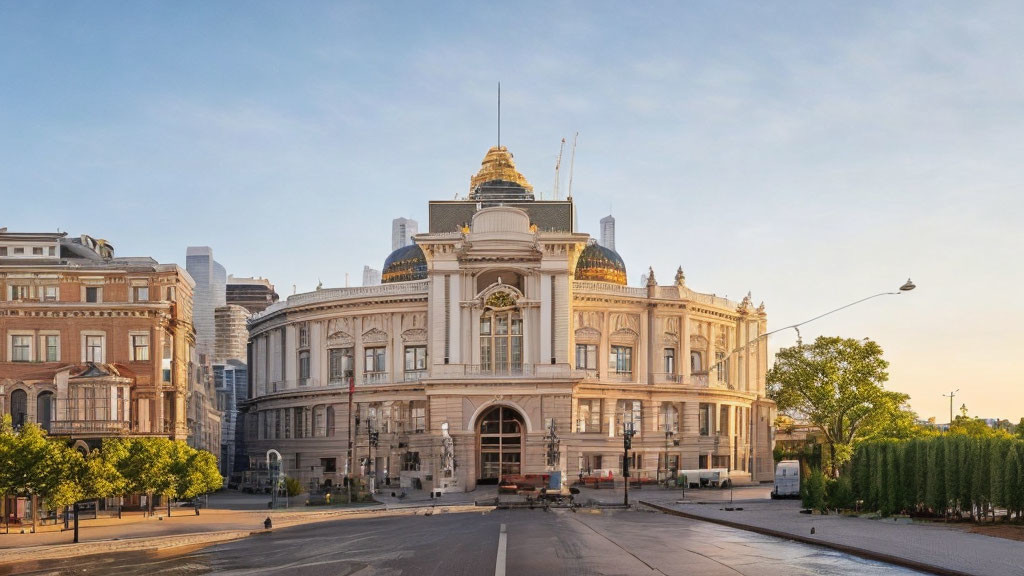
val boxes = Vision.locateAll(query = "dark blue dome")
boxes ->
[382,244,427,283]
[575,243,627,285]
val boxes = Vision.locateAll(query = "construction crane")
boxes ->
[553,138,566,200]
[567,132,579,199]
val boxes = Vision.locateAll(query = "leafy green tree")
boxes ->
[1004,445,1022,521]
[767,336,907,476]
[1014,418,1024,440]
[108,437,175,515]
[802,468,827,511]
[172,444,222,503]
[950,416,1010,438]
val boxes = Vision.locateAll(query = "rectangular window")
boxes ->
[13,247,24,254]
[716,351,727,383]
[32,247,43,255]
[86,335,104,363]
[42,285,58,301]
[0,247,6,256]
[404,346,427,371]
[298,350,310,383]
[719,405,730,436]
[321,458,337,473]
[712,455,730,469]
[664,348,675,373]
[85,286,100,303]
[616,399,642,435]
[575,344,597,370]
[11,336,31,362]
[577,399,602,433]
[410,400,426,433]
[133,286,149,302]
[364,347,385,373]
[329,347,354,380]
[699,403,712,436]
[166,286,176,301]
[691,351,703,372]
[402,451,421,471]
[298,324,309,348]
[662,402,679,433]
[48,246,55,256]
[162,336,173,382]
[44,335,59,362]
[612,345,633,374]
[10,285,30,301]
[131,334,150,361]
[699,454,709,469]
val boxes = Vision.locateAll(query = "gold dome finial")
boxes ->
[470,146,534,195]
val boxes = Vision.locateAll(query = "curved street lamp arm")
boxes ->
[711,290,908,373]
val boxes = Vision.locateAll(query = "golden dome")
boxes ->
[470,146,534,196]
[575,243,628,286]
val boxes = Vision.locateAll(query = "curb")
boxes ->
[638,501,970,576]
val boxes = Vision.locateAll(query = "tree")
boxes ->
[1014,418,1024,440]
[767,336,907,476]
[108,437,175,515]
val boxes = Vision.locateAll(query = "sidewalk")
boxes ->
[0,490,490,565]
[642,498,1024,576]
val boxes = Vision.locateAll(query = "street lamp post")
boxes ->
[622,420,635,507]
[703,279,915,480]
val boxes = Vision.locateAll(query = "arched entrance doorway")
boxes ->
[477,405,524,484]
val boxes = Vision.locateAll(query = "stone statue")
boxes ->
[441,422,455,477]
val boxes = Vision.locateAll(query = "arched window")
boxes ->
[10,389,27,428]
[478,405,524,482]
[479,291,522,374]
[690,351,703,372]
[36,391,54,432]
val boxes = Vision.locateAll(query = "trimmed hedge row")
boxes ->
[850,436,1024,520]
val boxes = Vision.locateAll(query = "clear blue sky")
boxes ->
[3,2,1022,421]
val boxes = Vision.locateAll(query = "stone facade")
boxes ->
[242,147,775,493]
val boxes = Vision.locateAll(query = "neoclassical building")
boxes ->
[243,145,775,492]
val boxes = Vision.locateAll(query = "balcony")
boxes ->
[651,372,680,384]
[691,372,709,387]
[403,370,427,382]
[361,372,390,386]
[430,363,589,380]
[50,420,131,435]
[606,371,634,383]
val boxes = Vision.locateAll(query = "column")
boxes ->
[680,312,689,383]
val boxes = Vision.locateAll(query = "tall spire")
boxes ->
[497,82,501,149]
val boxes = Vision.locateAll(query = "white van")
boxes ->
[772,460,800,499]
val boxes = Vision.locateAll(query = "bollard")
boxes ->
[810,527,815,534]
[264,517,272,529]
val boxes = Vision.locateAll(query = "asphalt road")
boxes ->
[2,508,925,576]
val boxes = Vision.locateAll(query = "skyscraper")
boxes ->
[362,265,381,286]
[600,215,615,251]
[391,217,419,251]
[186,246,227,356]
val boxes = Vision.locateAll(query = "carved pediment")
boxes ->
[327,331,354,347]
[610,327,639,342]
[574,310,603,330]
[662,333,679,346]
[362,327,389,344]
[690,334,708,350]
[610,313,639,333]
[575,327,601,343]
[402,328,427,343]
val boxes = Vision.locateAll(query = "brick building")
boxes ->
[0,229,197,451]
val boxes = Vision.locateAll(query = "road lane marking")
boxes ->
[495,523,507,576]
